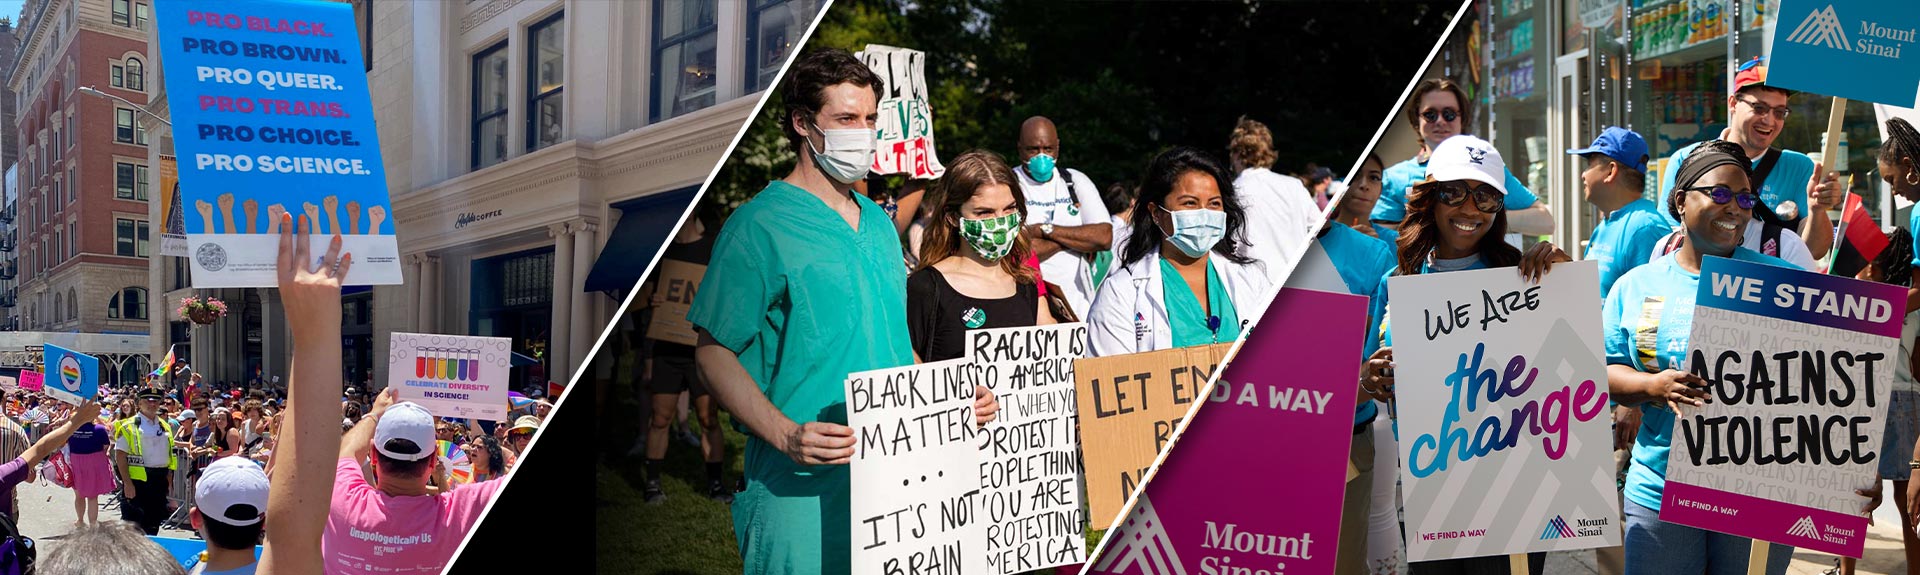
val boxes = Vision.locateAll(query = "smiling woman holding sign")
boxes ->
[1359,134,1570,575]
[1086,147,1271,357]
[1600,140,1802,575]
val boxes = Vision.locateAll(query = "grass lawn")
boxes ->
[598,379,1106,573]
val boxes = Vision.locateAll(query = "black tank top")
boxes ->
[907,267,1040,362]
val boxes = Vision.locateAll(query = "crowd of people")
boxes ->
[0,214,551,574]
[1328,60,1920,575]
[626,47,1337,572]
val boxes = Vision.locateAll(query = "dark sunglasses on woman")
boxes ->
[1428,181,1505,213]
[1679,185,1758,210]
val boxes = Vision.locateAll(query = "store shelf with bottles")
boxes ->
[1490,0,1537,24]
[1628,0,1767,60]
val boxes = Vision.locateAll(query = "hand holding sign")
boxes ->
[1810,161,1843,210]
[782,421,856,466]
[1519,241,1574,283]
[1643,368,1711,411]
[972,385,998,426]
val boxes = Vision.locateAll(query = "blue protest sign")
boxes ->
[42,343,100,405]
[1769,0,1920,107]
[154,0,400,287]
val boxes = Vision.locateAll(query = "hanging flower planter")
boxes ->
[178,296,228,325]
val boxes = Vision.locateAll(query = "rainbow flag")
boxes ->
[150,345,178,379]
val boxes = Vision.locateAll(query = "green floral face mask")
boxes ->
[958,212,1022,261]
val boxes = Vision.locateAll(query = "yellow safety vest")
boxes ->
[114,416,177,481]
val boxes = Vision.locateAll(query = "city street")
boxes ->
[14,475,196,550]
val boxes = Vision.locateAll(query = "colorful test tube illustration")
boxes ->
[217,193,237,234]
[243,199,259,234]
[267,204,287,235]
[194,200,216,233]
[347,201,362,235]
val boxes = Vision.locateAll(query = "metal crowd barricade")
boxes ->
[162,446,196,530]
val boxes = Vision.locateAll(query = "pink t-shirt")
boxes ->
[321,457,503,574]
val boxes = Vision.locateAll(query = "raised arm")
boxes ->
[21,402,101,465]
[260,213,349,575]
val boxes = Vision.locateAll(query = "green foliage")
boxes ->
[706,0,1455,223]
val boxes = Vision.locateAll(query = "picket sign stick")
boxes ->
[1508,553,1528,575]
[1822,97,1849,213]
[1746,539,1768,575]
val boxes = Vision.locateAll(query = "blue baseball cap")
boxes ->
[1566,126,1650,173]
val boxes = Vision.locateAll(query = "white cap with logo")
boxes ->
[373,402,437,461]
[197,456,269,526]
[1425,134,1507,195]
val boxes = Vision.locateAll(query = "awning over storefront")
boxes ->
[583,186,700,293]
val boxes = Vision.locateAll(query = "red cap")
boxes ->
[1732,57,1787,95]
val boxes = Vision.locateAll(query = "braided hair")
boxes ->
[1878,227,1915,287]
[1882,118,1920,181]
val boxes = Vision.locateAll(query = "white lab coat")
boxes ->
[1086,246,1273,357]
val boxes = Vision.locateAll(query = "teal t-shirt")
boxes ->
[1603,248,1793,512]
[1371,156,1541,223]
[1908,207,1920,268]
[684,180,914,574]
[1320,225,1398,426]
[1159,258,1241,347]
[1588,198,1674,296]
[1655,143,1816,228]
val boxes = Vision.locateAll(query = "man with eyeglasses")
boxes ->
[113,387,179,535]
[1654,57,1840,263]
[1371,78,1556,244]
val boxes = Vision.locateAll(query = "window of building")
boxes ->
[64,115,72,149]
[746,0,815,93]
[108,287,147,320]
[65,221,74,260]
[51,228,60,263]
[112,0,131,27]
[650,0,718,122]
[115,109,135,143]
[67,288,75,322]
[125,58,143,91]
[68,167,75,202]
[527,12,565,152]
[116,162,137,199]
[116,218,143,257]
[135,3,149,30]
[111,63,123,88]
[471,43,509,170]
[52,292,61,322]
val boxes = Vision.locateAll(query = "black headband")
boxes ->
[1668,140,1753,221]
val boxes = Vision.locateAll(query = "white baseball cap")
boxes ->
[373,402,436,461]
[1424,135,1507,195]
[196,456,268,527]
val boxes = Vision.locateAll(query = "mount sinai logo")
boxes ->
[1787,516,1820,539]
[1787,5,1851,51]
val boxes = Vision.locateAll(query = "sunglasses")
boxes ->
[1736,98,1790,120]
[1679,185,1759,210]
[1429,181,1505,213]
[1420,108,1460,123]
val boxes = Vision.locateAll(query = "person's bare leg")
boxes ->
[1896,481,1920,575]
[86,496,98,524]
[647,394,676,461]
[72,494,85,527]
[695,395,724,464]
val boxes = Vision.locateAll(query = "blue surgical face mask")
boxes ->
[1157,206,1227,258]
[1026,153,1056,183]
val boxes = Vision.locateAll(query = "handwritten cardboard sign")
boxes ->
[155,0,401,287]
[1074,343,1233,529]
[387,333,512,422]
[967,324,1089,574]
[856,44,945,179]
[847,358,987,575]
[1089,288,1367,575]
[1388,261,1620,561]
[1661,256,1903,557]
[18,371,42,392]
[646,261,705,346]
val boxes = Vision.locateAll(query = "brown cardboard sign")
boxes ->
[646,260,705,345]
[1073,343,1232,529]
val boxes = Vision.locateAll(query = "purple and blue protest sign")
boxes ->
[1088,287,1366,575]
[1662,256,1904,557]
[155,0,400,287]
[1386,261,1620,561]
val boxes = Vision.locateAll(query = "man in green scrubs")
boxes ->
[688,49,910,574]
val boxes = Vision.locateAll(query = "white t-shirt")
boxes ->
[1232,168,1322,282]
[1646,221,1816,271]
[1017,166,1111,319]
[1109,215,1131,252]
[113,415,173,468]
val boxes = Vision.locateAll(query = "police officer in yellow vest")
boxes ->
[114,387,178,535]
